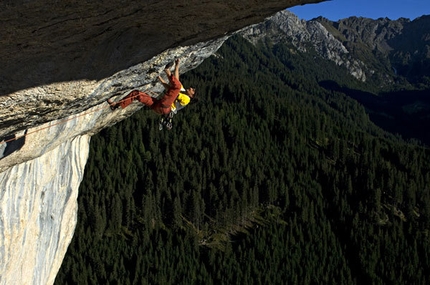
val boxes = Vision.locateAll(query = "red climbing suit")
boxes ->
[119,75,182,115]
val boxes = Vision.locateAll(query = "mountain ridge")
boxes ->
[240,11,430,145]
[242,11,430,88]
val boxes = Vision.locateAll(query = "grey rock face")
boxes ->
[241,10,367,81]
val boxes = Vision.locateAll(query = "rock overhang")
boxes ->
[0,0,324,96]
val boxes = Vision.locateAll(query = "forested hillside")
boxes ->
[56,35,430,284]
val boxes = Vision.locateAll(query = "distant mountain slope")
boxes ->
[326,15,430,84]
[241,11,430,89]
[240,10,430,145]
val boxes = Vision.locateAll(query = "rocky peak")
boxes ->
[330,15,430,80]
[241,10,365,80]
[241,10,430,84]
[332,16,406,52]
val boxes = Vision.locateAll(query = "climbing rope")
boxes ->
[0,89,159,146]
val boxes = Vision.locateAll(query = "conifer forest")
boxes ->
[56,35,430,284]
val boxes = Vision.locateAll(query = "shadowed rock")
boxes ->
[0,0,323,96]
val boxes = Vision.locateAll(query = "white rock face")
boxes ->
[0,38,227,285]
[0,135,89,285]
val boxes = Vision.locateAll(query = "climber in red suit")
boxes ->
[108,58,195,115]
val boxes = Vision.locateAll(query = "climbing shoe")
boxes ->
[107,99,119,110]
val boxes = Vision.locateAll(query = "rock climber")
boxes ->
[107,58,196,116]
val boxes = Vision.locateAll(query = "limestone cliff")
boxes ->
[0,135,89,285]
[0,1,323,284]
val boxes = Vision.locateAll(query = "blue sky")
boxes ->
[288,0,430,21]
